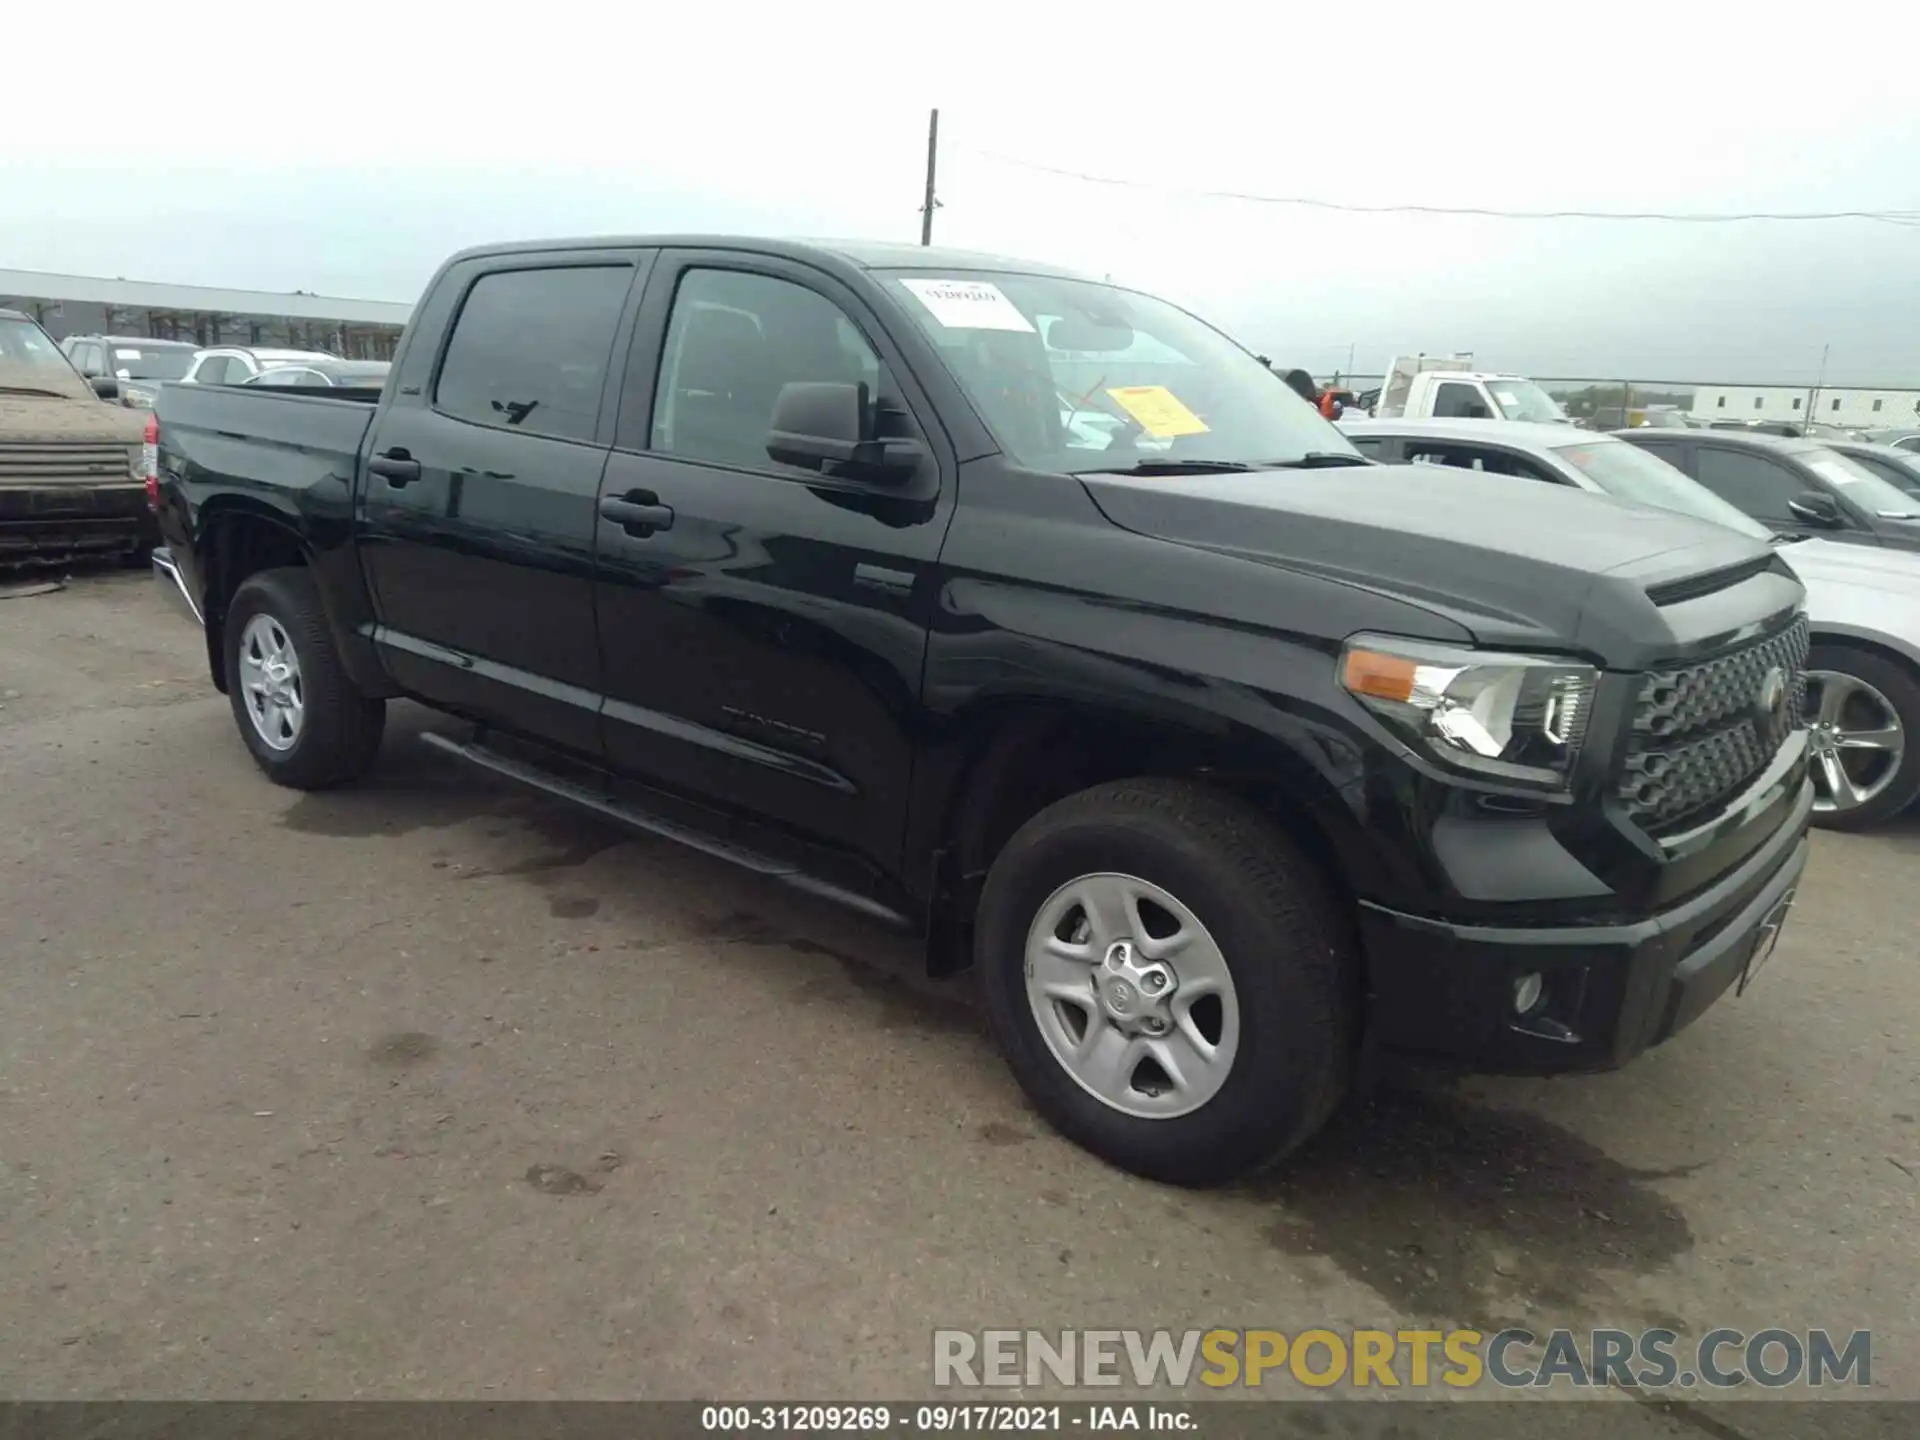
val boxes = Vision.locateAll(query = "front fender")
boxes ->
[1804,575,1920,671]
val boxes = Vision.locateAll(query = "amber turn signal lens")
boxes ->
[1342,649,1419,703]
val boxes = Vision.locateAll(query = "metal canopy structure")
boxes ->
[0,267,412,360]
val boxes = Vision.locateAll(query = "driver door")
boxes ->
[591,252,959,874]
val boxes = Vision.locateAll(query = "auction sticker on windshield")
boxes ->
[898,279,1035,333]
[1107,384,1210,438]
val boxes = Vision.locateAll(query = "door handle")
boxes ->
[368,450,422,486]
[599,489,675,536]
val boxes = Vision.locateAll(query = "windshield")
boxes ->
[110,345,195,381]
[1847,449,1920,493]
[1486,379,1569,424]
[0,317,88,397]
[1553,439,1773,541]
[1802,449,1920,516]
[879,269,1356,472]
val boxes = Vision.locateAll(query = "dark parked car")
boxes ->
[151,235,1812,1185]
[1823,440,1920,498]
[1861,429,1920,452]
[1617,427,1920,552]
[60,334,199,412]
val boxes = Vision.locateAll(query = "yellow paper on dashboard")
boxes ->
[1105,385,1210,439]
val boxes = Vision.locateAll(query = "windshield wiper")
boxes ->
[1267,452,1373,469]
[0,385,70,399]
[1771,533,1811,545]
[1073,458,1258,476]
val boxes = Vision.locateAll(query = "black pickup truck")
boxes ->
[150,236,1814,1185]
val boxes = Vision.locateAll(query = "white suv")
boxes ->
[181,346,339,386]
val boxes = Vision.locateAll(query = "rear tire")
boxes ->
[976,778,1354,1187]
[1804,643,1920,831]
[225,567,385,790]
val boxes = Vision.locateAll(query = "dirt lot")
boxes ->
[1,572,1915,1426]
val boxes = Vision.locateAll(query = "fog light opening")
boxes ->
[1513,971,1545,1016]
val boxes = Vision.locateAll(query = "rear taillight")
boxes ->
[142,414,159,510]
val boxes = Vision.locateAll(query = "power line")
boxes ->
[972,151,1920,226]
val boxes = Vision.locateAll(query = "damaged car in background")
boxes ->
[1,308,153,569]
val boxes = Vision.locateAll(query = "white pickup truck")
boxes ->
[1372,355,1573,424]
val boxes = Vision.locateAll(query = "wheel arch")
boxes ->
[1808,622,1920,678]
[914,693,1395,980]
[195,498,391,698]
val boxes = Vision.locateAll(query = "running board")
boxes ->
[418,730,913,929]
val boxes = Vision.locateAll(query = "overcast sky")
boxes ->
[7,4,1919,385]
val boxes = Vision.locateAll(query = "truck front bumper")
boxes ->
[1359,776,1813,1073]
[0,483,155,567]
[151,545,203,624]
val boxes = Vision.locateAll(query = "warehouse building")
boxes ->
[1689,385,1920,430]
[0,267,411,360]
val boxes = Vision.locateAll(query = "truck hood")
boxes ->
[1079,464,1799,665]
[0,391,146,447]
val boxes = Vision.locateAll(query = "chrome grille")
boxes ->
[0,443,136,485]
[1618,616,1809,832]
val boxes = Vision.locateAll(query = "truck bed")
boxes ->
[153,383,377,507]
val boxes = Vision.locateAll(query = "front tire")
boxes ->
[1804,643,1920,831]
[224,567,385,789]
[976,779,1354,1187]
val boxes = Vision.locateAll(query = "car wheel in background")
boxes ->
[1803,643,1920,831]
[224,567,386,790]
[975,778,1354,1187]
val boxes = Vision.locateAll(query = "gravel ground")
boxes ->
[0,571,1914,1432]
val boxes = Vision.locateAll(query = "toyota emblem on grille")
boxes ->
[1756,666,1788,732]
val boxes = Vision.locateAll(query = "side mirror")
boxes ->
[767,382,922,483]
[1787,491,1844,527]
[89,376,120,400]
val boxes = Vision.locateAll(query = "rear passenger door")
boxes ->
[591,251,956,878]
[357,248,649,755]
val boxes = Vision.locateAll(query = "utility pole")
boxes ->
[1804,343,1829,432]
[919,108,940,246]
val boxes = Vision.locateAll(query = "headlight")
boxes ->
[1339,634,1598,791]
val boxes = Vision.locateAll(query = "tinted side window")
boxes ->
[1431,382,1487,418]
[71,342,100,375]
[650,268,891,473]
[195,356,232,385]
[1404,443,1546,478]
[1693,448,1807,522]
[435,265,632,444]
